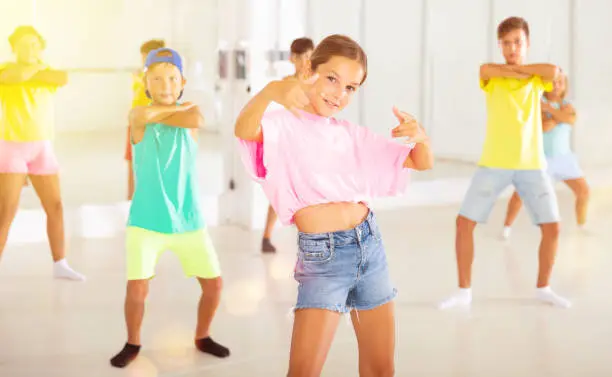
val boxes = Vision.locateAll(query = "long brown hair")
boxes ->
[309,35,368,84]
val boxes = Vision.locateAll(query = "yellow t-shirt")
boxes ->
[0,62,58,142]
[479,76,553,170]
[131,72,150,108]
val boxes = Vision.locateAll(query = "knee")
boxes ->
[127,281,149,303]
[288,367,327,377]
[200,277,223,296]
[365,364,395,377]
[456,215,476,233]
[45,200,64,218]
[541,222,560,240]
[577,183,590,200]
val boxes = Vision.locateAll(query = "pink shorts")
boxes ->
[0,140,60,175]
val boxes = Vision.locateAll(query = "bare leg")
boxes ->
[535,222,570,307]
[195,277,222,338]
[456,216,477,288]
[503,191,523,227]
[29,174,65,262]
[194,277,229,357]
[288,309,341,377]
[29,174,85,280]
[127,163,134,201]
[563,178,589,226]
[262,205,277,252]
[501,192,523,239]
[351,302,395,377]
[0,174,27,260]
[438,216,477,309]
[110,279,149,368]
[537,222,560,288]
[125,279,149,345]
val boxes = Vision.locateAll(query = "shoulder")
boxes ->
[262,108,297,124]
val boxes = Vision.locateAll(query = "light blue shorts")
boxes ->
[546,153,583,182]
[459,167,560,225]
[294,211,396,313]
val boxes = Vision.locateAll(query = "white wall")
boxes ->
[573,0,612,167]
[304,0,612,167]
[2,0,611,167]
[0,0,219,133]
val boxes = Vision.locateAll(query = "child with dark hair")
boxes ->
[261,36,316,253]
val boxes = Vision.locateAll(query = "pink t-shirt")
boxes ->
[238,109,414,225]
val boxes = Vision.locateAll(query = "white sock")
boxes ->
[501,226,512,240]
[438,288,472,310]
[536,286,571,308]
[53,259,86,281]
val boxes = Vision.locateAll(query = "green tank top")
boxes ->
[127,123,204,233]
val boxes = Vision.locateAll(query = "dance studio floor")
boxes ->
[2,130,612,376]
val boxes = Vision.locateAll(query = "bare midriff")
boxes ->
[293,202,369,234]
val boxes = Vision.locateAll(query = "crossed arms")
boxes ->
[0,63,68,87]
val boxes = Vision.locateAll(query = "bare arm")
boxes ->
[479,64,532,82]
[546,103,576,125]
[30,69,68,87]
[542,118,557,132]
[0,63,43,84]
[234,84,275,142]
[403,137,433,171]
[157,107,203,129]
[513,64,559,82]
[130,104,201,130]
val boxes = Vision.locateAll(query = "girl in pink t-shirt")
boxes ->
[235,34,433,375]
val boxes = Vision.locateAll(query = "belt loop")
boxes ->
[328,232,334,247]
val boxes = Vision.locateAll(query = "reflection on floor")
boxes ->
[2,182,612,376]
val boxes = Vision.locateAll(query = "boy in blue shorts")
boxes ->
[439,17,571,309]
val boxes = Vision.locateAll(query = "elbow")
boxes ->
[410,154,434,171]
[58,73,69,86]
[479,64,490,80]
[414,158,434,171]
[234,119,258,141]
[186,107,204,128]
[234,121,245,139]
[547,65,560,81]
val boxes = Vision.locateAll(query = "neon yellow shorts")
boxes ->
[126,226,221,280]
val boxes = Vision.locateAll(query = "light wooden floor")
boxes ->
[2,184,612,376]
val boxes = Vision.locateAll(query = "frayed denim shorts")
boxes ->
[294,211,396,313]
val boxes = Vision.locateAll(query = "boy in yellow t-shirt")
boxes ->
[0,26,84,280]
[439,17,570,309]
[125,39,165,200]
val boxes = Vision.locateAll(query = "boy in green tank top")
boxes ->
[110,48,229,368]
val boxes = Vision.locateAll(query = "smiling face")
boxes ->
[306,56,364,117]
[12,33,43,65]
[144,63,185,105]
[499,28,529,65]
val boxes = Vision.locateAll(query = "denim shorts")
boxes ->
[459,167,560,225]
[294,211,397,313]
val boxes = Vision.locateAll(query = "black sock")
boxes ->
[195,337,230,358]
[110,343,141,368]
